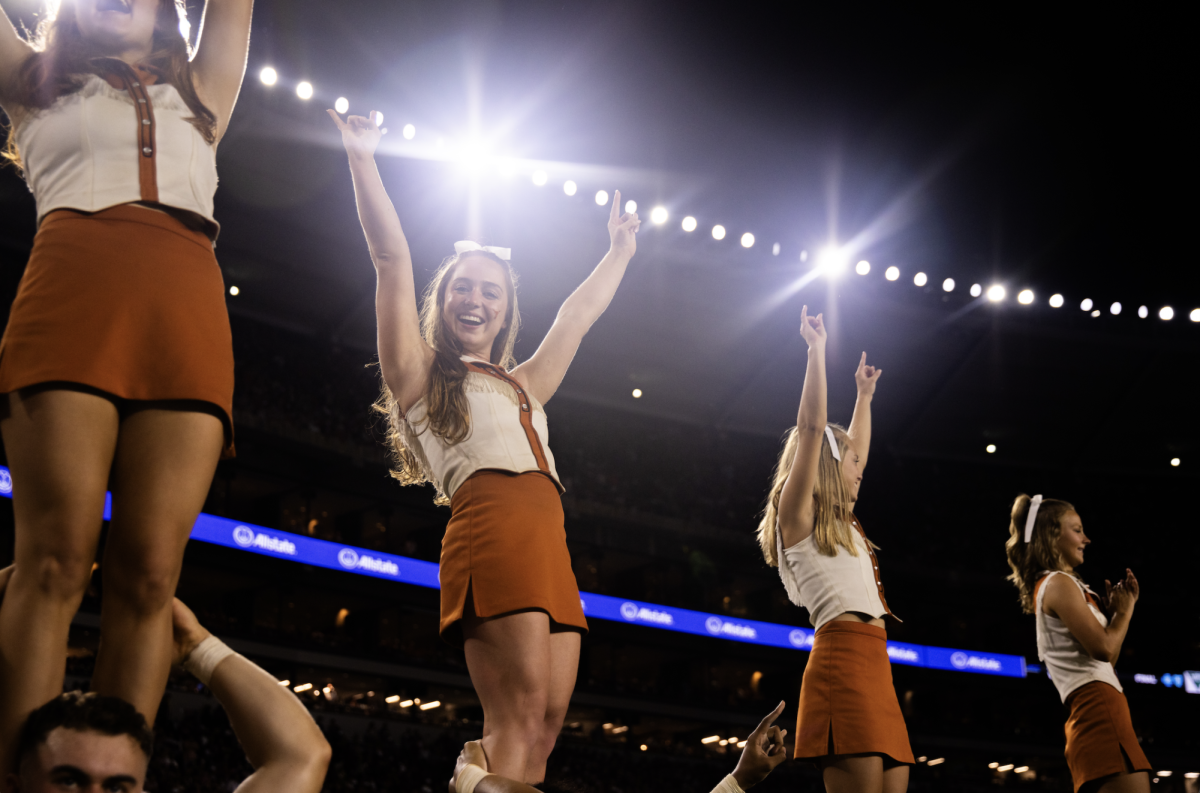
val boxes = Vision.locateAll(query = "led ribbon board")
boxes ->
[0,466,1024,677]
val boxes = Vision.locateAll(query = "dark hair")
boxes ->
[3,0,216,169]
[16,691,154,770]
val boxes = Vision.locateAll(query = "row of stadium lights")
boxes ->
[276,680,441,710]
[988,761,1197,783]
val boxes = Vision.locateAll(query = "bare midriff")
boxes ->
[831,611,886,628]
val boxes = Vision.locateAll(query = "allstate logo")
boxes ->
[337,548,360,569]
[0,470,12,495]
[950,652,969,669]
[620,602,639,621]
[232,526,255,547]
[789,630,809,648]
[705,617,723,634]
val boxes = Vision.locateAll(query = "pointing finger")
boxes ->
[752,700,786,736]
[610,190,621,224]
[326,108,349,130]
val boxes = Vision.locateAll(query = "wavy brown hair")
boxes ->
[378,251,520,504]
[1004,493,1078,614]
[3,0,216,170]
[756,423,872,564]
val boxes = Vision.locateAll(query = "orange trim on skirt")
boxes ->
[439,470,587,647]
[1064,681,1151,791]
[793,621,914,764]
[0,205,234,456]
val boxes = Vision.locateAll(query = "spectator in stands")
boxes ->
[450,701,789,793]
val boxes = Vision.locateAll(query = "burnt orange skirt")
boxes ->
[0,205,234,455]
[1064,681,1151,791]
[794,621,914,764]
[439,469,587,646]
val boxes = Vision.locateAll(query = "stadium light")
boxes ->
[624,200,637,213]
[987,285,1006,302]
[772,243,781,256]
[496,159,516,177]
[1090,310,1100,317]
[927,758,945,766]
[294,683,313,693]
[419,701,441,710]
[885,266,900,281]
[1017,289,1034,305]
[1014,767,1029,774]
[913,272,927,287]
[998,764,1014,772]
[988,763,999,769]
[712,225,726,240]
[1138,305,1148,318]
[278,679,290,687]
[942,278,955,292]
[1110,302,1122,315]
[741,232,755,248]
[229,285,239,296]
[986,444,997,454]
[701,736,720,745]
[532,170,548,186]
[1049,293,1064,308]
[334,97,348,114]
[817,246,847,275]
[682,216,697,232]
[856,260,870,275]
[399,700,414,708]
[563,180,577,196]
[385,695,400,704]
[632,389,643,398]
[651,206,668,224]
[1191,308,1200,322]
[1080,298,1093,311]
[402,123,415,140]
[1159,306,1174,320]
[259,66,277,86]
[970,283,982,297]
[296,81,313,100]
[595,190,609,206]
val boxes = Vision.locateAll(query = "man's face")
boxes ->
[8,728,147,793]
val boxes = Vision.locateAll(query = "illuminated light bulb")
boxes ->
[719,740,728,746]
[970,283,982,297]
[701,736,720,745]
[927,758,945,766]
[1049,293,1064,308]
[228,285,240,296]
[1138,305,1148,318]
[988,763,999,769]
[563,180,577,196]
[595,190,609,206]
[1110,302,1122,315]
[334,97,349,114]
[1156,771,1173,778]
[650,206,668,224]
[741,232,755,248]
[293,683,313,693]
[998,764,1014,772]
[1091,310,1100,317]
[624,199,637,213]
[986,284,1006,302]
[1159,306,1174,320]
[986,444,997,453]
[1017,289,1034,305]
[259,66,277,86]
[278,680,290,687]
[631,388,642,398]
[419,700,441,710]
[531,170,548,186]
[1080,298,1093,311]
[885,266,900,281]
[856,260,871,275]
[402,123,416,140]
[942,278,955,292]
[296,82,313,100]
[399,700,414,708]
[640,745,648,751]
[772,242,781,256]
[1190,308,1200,322]
[914,272,928,287]
[682,216,697,232]
[712,224,726,240]
[385,695,400,704]
[1014,767,1029,774]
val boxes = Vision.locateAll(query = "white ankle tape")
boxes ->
[456,764,492,793]
[712,775,746,793]
[182,635,236,686]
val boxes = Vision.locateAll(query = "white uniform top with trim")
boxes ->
[15,73,218,226]
[777,515,896,631]
[1034,571,1122,703]
[399,362,562,502]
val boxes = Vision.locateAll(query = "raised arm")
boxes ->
[172,600,331,793]
[190,0,254,141]
[776,306,828,549]
[328,110,432,413]
[0,3,35,115]
[1043,570,1138,665]
[846,352,881,470]
[509,190,639,404]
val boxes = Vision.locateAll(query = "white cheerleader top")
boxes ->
[1034,571,1123,702]
[398,358,563,502]
[777,514,897,631]
[14,61,218,234]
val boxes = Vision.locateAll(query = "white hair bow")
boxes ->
[1023,494,1043,544]
[824,426,841,462]
[454,241,512,261]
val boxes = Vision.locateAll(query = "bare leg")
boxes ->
[92,405,223,723]
[525,628,581,783]
[822,753,884,793]
[463,610,552,783]
[0,389,119,773]
[882,762,909,793]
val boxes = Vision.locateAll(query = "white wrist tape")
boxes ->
[182,635,237,686]
[456,764,492,793]
[712,775,746,793]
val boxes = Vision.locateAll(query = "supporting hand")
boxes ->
[730,701,790,789]
[450,741,488,792]
[607,189,640,259]
[170,598,213,667]
[854,352,881,397]
[799,305,826,350]
[327,109,383,162]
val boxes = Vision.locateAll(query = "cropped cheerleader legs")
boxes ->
[438,470,588,647]
[793,621,914,764]
[1064,681,1151,792]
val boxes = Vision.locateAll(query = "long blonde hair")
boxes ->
[1004,493,1078,614]
[377,251,520,504]
[757,423,868,564]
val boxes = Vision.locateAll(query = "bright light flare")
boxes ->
[986,444,997,454]
[296,81,313,100]
[970,283,982,297]
[624,200,637,213]
[385,695,400,704]
[1017,289,1034,305]
[1014,767,1029,774]
[402,123,415,140]
[1138,305,1148,318]
[595,190,609,206]
[650,206,668,224]
[998,764,1014,772]
[914,272,927,287]
[563,180,577,196]
[419,700,441,710]
[334,97,349,114]
[259,66,277,86]
[1110,302,1122,315]
[942,278,955,292]
[885,266,900,281]
[531,170,548,186]
[682,216,697,232]
[1159,306,1174,320]
[701,736,720,745]
[712,224,726,240]
[856,260,870,275]
[1080,298,1093,311]
[632,388,643,398]
[741,232,755,248]
[293,683,313,693]
[927,758,945,766]
[228,285,239,296]
[1049,293,1064,308]
[1173,458,1183,467]
[772,243,781,256]
[496,159,516,177]
[816,246,847,275]
[1190,308,1200,322]
[987,285,1006,302]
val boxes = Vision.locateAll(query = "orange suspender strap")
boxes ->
[99,61,159,203]
[464,361,552,475]
[850,514,895,618]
